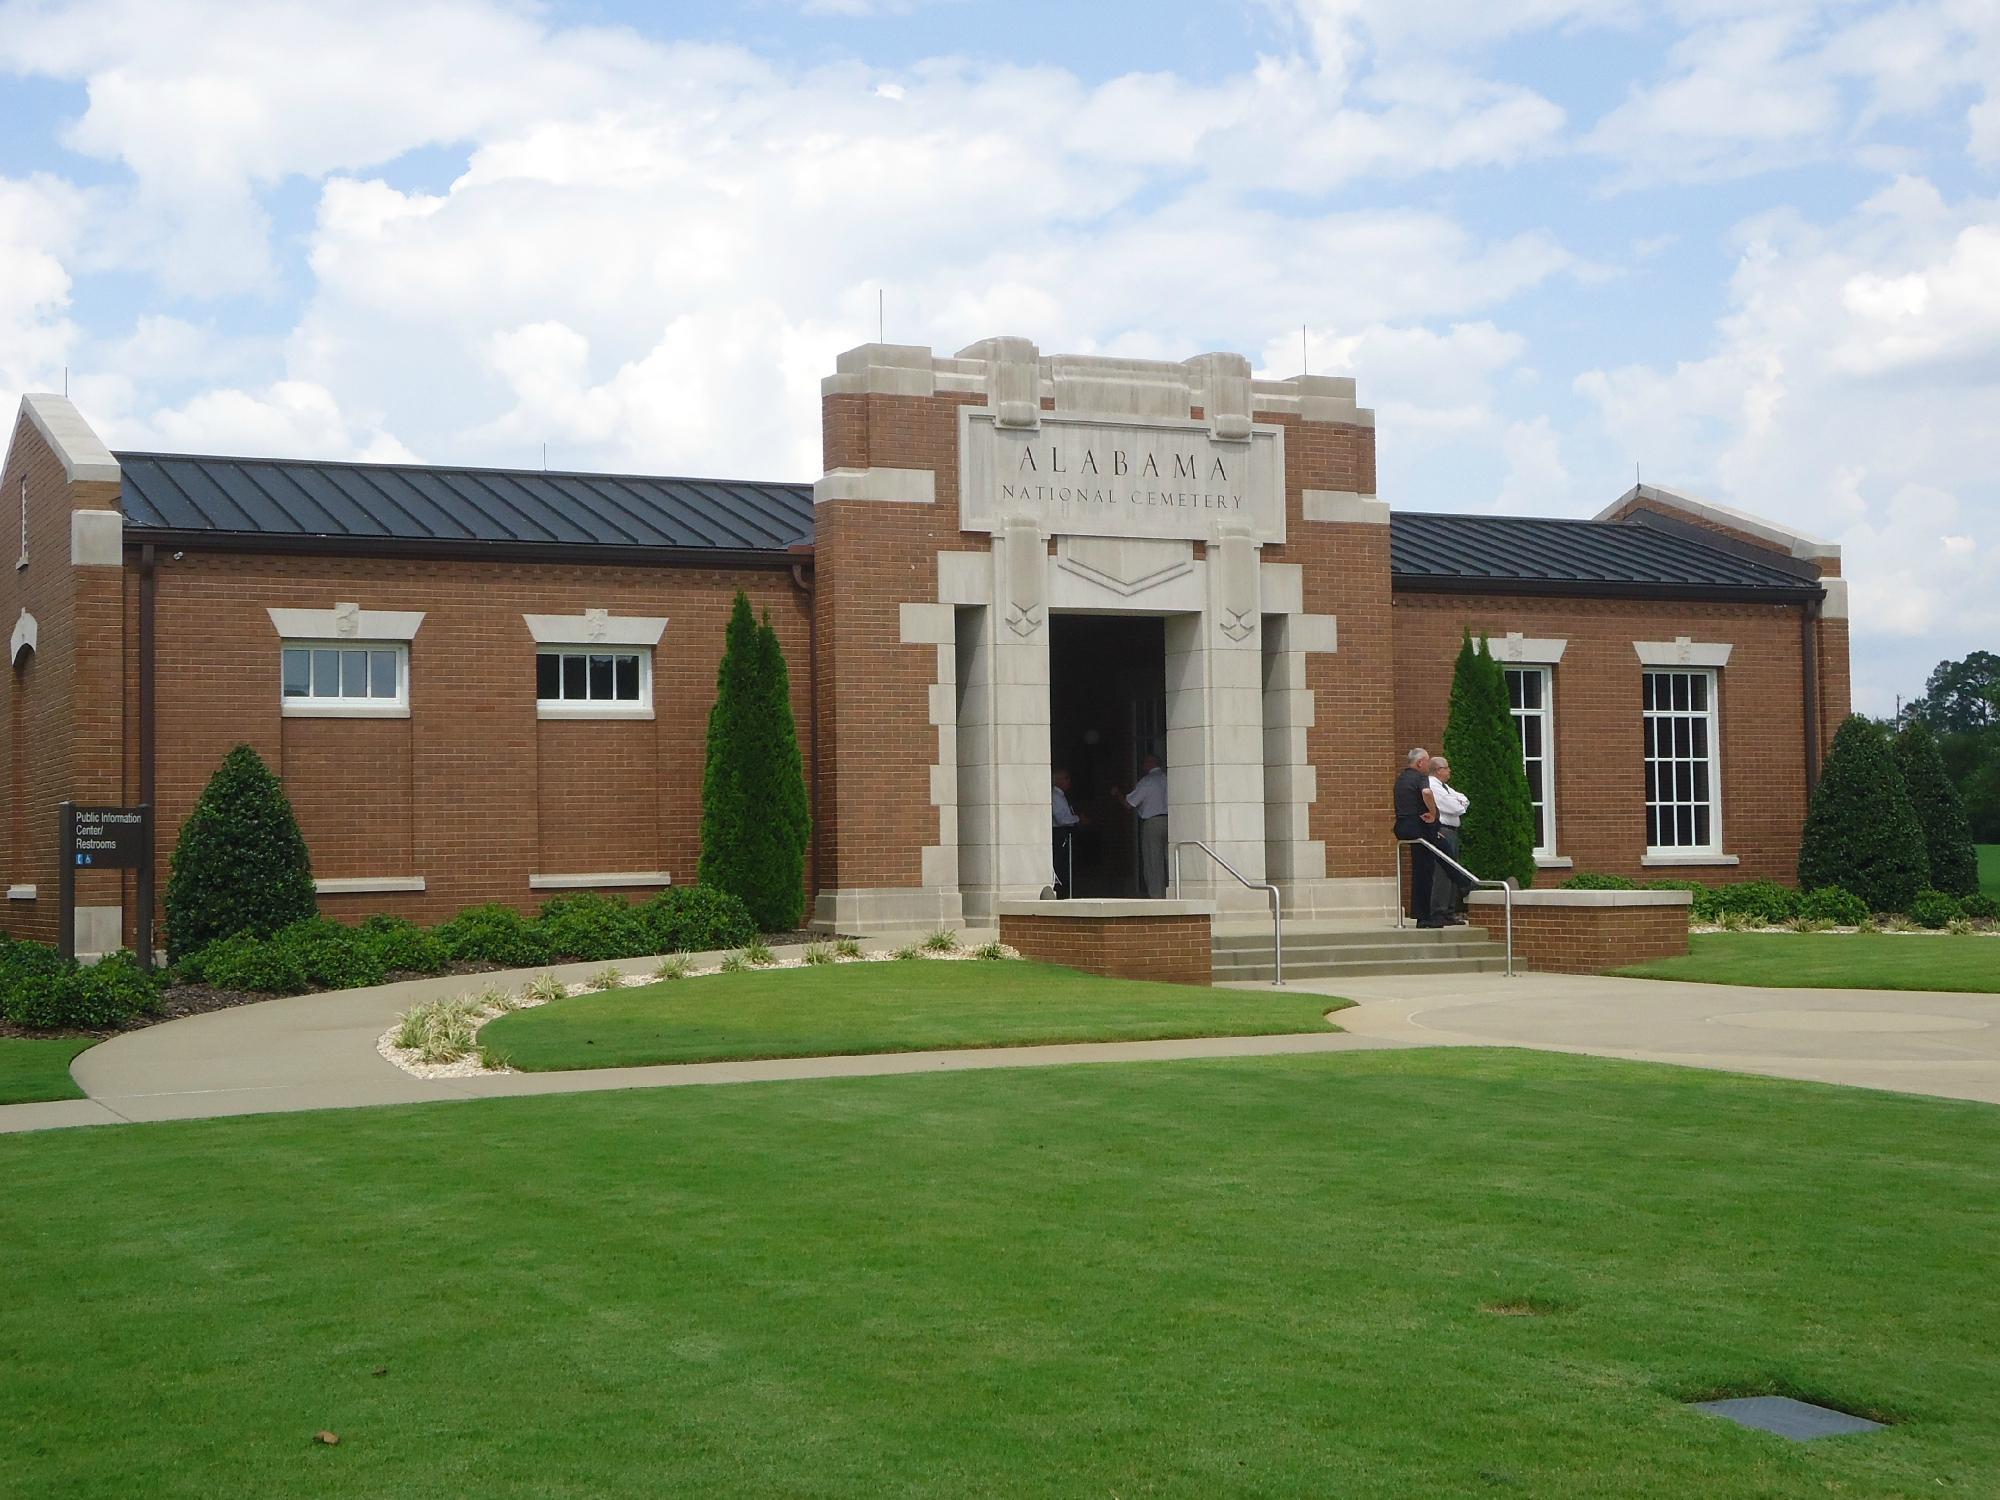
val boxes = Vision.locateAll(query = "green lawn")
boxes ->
[0,1036,91,1105]
[2,1050,1995,1497]
[480,959,1345,1071]
[1615,931,2000,992]
[1980,843,1999,898]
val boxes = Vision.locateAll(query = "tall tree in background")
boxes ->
[1799,715,1929,911]
[1894,718,1979,897]
[1441,632,1538,889]
[698,592,809,932]
[1909,650,2000,733]
[165,744,317,958]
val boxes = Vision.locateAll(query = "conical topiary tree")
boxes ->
[1798,715,1929,912]
[1440,631,1538,889]
[165,744,317,958]
[1894,717,1978,898]
[697,593,810,932]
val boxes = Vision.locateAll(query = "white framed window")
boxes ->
[1504,666,1555,858]
[1642,668,1719,854]
[280,642,408,717]
[536,648,653,719]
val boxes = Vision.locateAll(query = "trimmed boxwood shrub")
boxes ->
[639,884,756,954]
[1710,880,1802,926]
[165,745,318,959]
[538,892,648,962]
[191,930,311,994]
[1561,873,1637,890]
[1799,716,1929,914]
[435,904,551,968]
[267,918,387,991]
[0,950,162,1030]
[1894,719,1980,898]
[1908,889,1963,930]
[1964,894,2000,922]
[1799,886,1869,926]
[357,914,448,976]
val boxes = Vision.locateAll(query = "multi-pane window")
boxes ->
[1505,666,1554,857]
[536,649,648,709]
[281,643,405,710]
[1643,669,1718,852]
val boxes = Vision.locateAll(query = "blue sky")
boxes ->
[2,0,1997,711]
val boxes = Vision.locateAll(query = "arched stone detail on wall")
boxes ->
[10,609,36,667]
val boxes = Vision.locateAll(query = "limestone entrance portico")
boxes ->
[811,337,1401,933]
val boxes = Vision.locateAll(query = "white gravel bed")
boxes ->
[378,943,1020,1080]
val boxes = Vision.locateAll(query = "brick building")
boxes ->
[0,337,1847,953]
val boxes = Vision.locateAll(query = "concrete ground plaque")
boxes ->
[1691,1396,1885,1441]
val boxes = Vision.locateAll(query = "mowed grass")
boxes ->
[481,959,1345,1071]
[1,1050,1996,1498]
[1981,843,1999,898]
[1615,932,2000,992]
[0,1036,91,1104]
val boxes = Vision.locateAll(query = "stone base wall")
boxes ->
[1469,890,1690,974]
[998,901,1212,985]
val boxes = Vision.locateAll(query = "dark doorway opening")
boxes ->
[1049,613,1167,898]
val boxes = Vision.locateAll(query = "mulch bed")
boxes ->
[2,931,841,1042]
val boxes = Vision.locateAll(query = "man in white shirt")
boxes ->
[1052,767,1082,898]
[1423,755,1472,926]
[1118,753,1171,898]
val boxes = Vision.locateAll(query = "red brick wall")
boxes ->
[1468,898,1689,973]
[998,911,1212,985]
[1391,592,1837,884]
[0,411,126,945]
[10,548,817,942]
[814,390,988,892]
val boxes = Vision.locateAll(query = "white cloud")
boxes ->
[1576,177,2000,707]
[109,379,415,461]
[0,173,88,412]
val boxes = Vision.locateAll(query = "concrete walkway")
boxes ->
[1235,971,2000,1106]
[5,950,1397,1134]
[9,958,1997,1136]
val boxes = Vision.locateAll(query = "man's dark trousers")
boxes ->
[1392,765,1439,924]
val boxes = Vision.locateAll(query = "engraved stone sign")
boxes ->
[959,410,1285,544]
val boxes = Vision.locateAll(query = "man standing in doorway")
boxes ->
[1052,767,1083,899]
[1393,747,1440,925]
[1120,753,1171,898]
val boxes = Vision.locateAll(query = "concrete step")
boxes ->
[1212,925,1490,952]
[1218,939,1506,965]
[1216,953,1512,981]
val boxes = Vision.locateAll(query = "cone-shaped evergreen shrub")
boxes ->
[165,744,317,958]
[1440,632,1538,889]
[1893,718,1978,897]
[697,594,811,931]
[1798,715,1928,912]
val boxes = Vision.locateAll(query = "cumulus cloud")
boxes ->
[1575,176,2000,706]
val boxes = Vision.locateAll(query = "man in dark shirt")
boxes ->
[1392,746,1442,926]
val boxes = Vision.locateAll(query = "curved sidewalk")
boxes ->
[1249,971,2000,1106]
[6,950,1391,1133]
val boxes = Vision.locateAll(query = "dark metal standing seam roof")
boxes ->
[114,452,816,555]
[116,452,1818,598]
[1390,512,1820,597]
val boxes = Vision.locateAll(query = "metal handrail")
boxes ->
[1395,838,1515,978]
[1172,840,1283,986]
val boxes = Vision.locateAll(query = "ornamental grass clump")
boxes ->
[834,937,863,960]
[718,952,749,974]
[974,941,1009,960]
[892,945,922,961]
[743,940,776,967]
[801,942,835,966]
[922,929,959,954]
[524,972,568,1004]
[652,954,693,981]
[394,996,482,1064]
[585,966,626,992]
